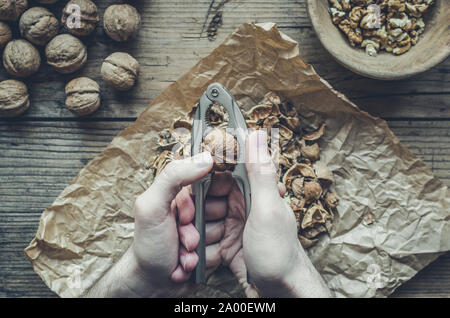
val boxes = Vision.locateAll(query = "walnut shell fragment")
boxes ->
[0,0,27,21]
[202,129,238,172]
[0,80,30,117]
[304,180,322,204]
[45,34,87,74]
[324,192,339,210]
[3,39,40,77]
[103,4,141,42]
[301,140,320,161]
[19,7,59,46]
[301,204,331,229]
[101,52,139,91]
[0,22,12,49]
[62,0,99,36]
[65,77,100,116]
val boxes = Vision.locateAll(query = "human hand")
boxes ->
[86,152,215,297]
[205,130,331,298]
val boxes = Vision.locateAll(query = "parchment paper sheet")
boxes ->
[25,23,450,298]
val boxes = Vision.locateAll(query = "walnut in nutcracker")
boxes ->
[0,22,12,49]
[62,0,99,37]
[0,80,30,117]
[202,129,238,172]
[3,39,40,77]
[101,52,139,90]
[0,0,27,21]
[45,34,87,74]
[19,7,59,46]
[103,4,141,42]
[65,77,101,116]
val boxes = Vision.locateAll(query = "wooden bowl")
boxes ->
[306,0,450,80]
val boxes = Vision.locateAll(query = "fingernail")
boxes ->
[193,152,213,168]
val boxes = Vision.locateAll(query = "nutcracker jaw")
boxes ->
[191,83,251,284]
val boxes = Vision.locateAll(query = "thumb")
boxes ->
[142,152,213,211]
[245,130,280,205]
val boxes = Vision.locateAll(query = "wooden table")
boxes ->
[0,0,449,298]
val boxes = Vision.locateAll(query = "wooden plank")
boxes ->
[0,0,448,120]
[0,120,449,297]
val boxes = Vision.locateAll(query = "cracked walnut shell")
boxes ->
[3,39,40,77]
[0,80,30,117]
[103,4,141,42]
[101,52,139,91]
[62,0,99,36]
[19,7,59,46]
[65,77,100,116]
[0,22,12,49]
[0,0,27,21]
[202,129,238,172]
[45,34,87,74]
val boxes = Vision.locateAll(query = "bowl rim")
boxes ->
[306,0,450,80]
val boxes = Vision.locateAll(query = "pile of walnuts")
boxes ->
[0,0,141,117]
[147,92,340,249]
[328,0,435,56]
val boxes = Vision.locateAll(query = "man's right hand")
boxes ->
[243,130,331,297]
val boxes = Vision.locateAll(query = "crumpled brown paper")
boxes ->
[25,23,450,298]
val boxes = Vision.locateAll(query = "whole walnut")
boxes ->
[45,34,87,74]
[65,77,101,116]
[103,4,141,42]
[62,0,99,36]
[19,7,59,46]
[0,22,12,49]
[3,39,40,77]
[202,129,238,172]
[0,0,28,21]
[0,80,30,117]
[101,52,139,90]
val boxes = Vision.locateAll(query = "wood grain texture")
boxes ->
[0,0,448,119]
[0,120,449,297]
[0,0,449,298]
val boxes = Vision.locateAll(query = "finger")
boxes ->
[178,223,200,252]
[208,172,234,196]
[245,130,281,211]
[205,221,225,245]
[175,187,195,225]
[205,197,227,221]
[180,246,199,272]
[206,243,221,270]
[136,152,213,219]
[171,264,192,283]
[278,182,286,197]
